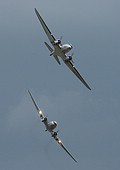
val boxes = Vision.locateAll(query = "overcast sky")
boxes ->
[0,0,120,169]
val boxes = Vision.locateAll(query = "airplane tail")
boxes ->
[44,42,61,65]
[44,42,53,52]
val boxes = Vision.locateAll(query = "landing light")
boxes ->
[39,110,42,115]
[58,140,62,144]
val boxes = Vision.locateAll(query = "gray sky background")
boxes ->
[0,0,120,169]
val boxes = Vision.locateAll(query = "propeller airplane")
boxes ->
[34,8,91,90]
[28,90,77,163]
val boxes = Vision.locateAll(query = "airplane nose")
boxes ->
[69,44,73,49]
[54,121,57,126]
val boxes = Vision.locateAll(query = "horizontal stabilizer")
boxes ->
[44,42,61,65]
[44,42,53,52]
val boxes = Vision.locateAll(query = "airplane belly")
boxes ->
[54,46,66,60]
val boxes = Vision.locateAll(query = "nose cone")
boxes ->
[69,44,73,49]
[54,121,57,126]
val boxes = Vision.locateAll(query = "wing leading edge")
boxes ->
[35,8,55,44]
[28,90,44,119]
[65,61,91,90]
[52,132,77,163]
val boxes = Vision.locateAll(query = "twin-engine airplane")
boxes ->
[34,8,91,90]
[28,90,77,163]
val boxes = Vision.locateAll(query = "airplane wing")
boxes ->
[35,8,56,45]
[28,90,44,119]
[51,132,77,163]
[64,60,91,90]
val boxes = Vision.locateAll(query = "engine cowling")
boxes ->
[68,56,72,61]
[42,117,47,122]
[53,39,61,45]
[65,56,72,62]
[52,131,57,137]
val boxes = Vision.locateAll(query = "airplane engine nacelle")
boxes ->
[54,39,61,45]
[65,56,72,62]
[48,121,57,130]
[52,131,58,137]
[68,56,72,61]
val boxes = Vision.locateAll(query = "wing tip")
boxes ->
[88,86,91,91]
[74,159,78,163]
[34,8,39,16]
[34,8,37,12]
[28,89,31,96]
